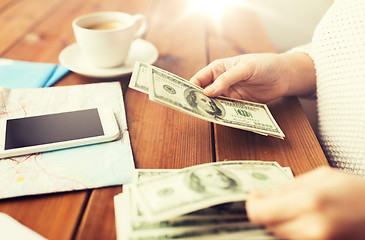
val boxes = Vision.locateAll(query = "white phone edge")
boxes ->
[0,107,120,159]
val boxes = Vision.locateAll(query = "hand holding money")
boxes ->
[114,161,293,240]
[129,62,285,139]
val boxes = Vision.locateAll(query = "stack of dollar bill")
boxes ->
[128,62,285,139]
[114,161,293,240]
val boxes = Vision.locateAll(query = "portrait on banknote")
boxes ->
[185,165,241,195]
[184,89,225,120]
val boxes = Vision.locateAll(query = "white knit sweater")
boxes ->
[293,0,365,176]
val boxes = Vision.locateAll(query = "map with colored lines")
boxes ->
[0,82,134,199]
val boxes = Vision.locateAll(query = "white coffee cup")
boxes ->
[72,11,146,68]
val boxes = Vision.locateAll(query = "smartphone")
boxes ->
[0,108,120,158]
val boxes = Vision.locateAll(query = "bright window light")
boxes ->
[189,0,246,18]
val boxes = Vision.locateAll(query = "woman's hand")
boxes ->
[190,52,316,103]
[246,167,365,240]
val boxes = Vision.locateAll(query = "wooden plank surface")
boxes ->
[214,98,328,176]
[0,192,88,239]
[126,0,213,169]
[0,0,61,55]
[76,0,213,239]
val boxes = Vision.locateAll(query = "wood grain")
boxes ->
[126,0,213,170]
[0,0,60,55]
[75,186,122,240]
[214,98,328,176]
[0,191,88,240]
[76,1,213,239]
[71,1,153,239]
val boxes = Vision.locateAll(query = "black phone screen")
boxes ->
[5,108,104,150]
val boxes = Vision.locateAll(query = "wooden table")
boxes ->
[0,0,328,239]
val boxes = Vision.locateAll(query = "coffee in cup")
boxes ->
[73,11,146,68]
[85,20,128,30]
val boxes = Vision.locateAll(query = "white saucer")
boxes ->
[59,39,158,78]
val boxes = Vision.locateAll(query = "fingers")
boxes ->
[203,63,252,97]
[266,214,330,240]
[190,64,216,88]
[246,186,318,225]
[190,57,242,97]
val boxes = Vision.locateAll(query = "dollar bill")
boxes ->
[147,64,285,138]
[133,161,291,222]
[115,188,276,240]
[114,163,288,240]
[131,170,248,226]
[129,62,150,94]
[129,62,203,94]
[129,62,284,138]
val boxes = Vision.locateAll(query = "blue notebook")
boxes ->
[0,58,69,88]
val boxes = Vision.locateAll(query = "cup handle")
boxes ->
[133,14,147,38]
